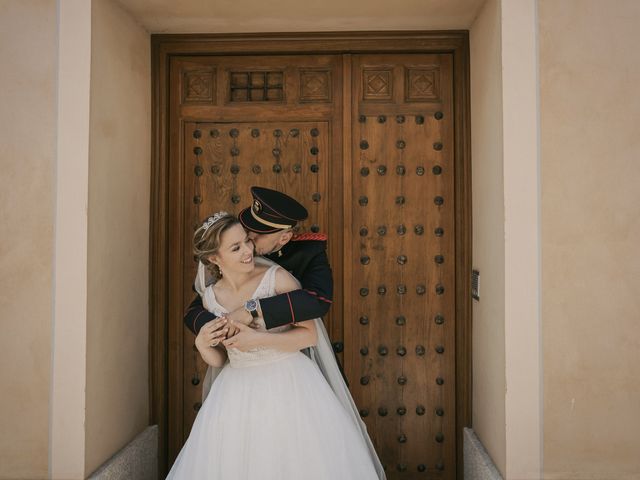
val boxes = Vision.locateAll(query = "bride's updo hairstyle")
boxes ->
[193,212,240,280]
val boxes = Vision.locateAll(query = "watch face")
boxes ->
[245,299,258,311]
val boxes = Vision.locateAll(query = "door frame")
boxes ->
[150,31,472,476]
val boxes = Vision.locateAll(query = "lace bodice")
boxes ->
[202,265,295,367]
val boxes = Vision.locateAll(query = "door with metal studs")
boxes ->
[169,52,456,479]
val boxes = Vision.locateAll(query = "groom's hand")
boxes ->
[225,306,256,336]
[222,322,265,352]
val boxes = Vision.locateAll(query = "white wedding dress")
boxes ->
[167,264,385,480]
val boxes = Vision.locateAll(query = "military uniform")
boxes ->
[184,187,333,335]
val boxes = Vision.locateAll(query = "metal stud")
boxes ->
[311,224,320,233]
[359,316,369,325]
[310,128,320,137]
[193,195,202,204]
[435,284,445,295]
[398,434,407,443]
[433,142,443,151]
[310,146,319,155]
[229,128,239,138]
[273,129,282,137]
[435,407,445,417]
[193,146,203,155]
[377,225,387,236]
[397,224,407,235]
[435,227,444,237]
[360,409,369,417]
[312,193,321,202]
[433,165,442,175]
[415,115,425,124]
[397,284,407,295]
[397,464,407,472]
[416,345,426,356]
[435,111,444,120]
[397,407,407,416]
[251,128,260,138]
[435,255,444,264]
[290,128,300,137]
[418,464,427,472]
[360,376,370,385]
[395,316,406,326]
[230,147,240,156]
[377,115,386,123]
[211,165,221,175]
[360,288,369,297]
[397,346,407,356]
[378,407,388,417]
[397,375,407,385]
[396,140,406,149]
[436,461,445,471]
[194,402,202,411]
[396,165,406,175]
[193,129,202,138]
[416,405,426,415]
[395,196,405,205]
[252,164,261,174]
[416,166,425,176]
[416,285,426,295]
[434,196,444,206]
[360,167,370,177]
[378,346,388,356]
[272,148,281,157]
[194,165,203,176]
[359,227,368,236]
[435,345,445,354]
[397,255,407,265]
[231,194,241,204]
[292,164,301,173]
[358,115,367,123]
[377,285,387,295]
[210,129,219,137]
[191,375,200,385]
[310,164,319,173]
[415,224,424,235]
[436,377,444,385]
[230,164,240,174]
[360,256,370,265]
[396,115,405,123]
[359,140,369,150]
[435,433,445,443]
[360,346,369,356]
[273,164,282,173]
[359,196,368,206]
[435,314,444,325]
[332,341,344,353]
[377,165,387,175]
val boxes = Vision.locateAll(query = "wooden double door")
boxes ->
[155,34,470,480]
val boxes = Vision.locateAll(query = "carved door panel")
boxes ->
[166,51,460,479]
[345,54,456,479]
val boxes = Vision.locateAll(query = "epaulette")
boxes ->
[292,232,327,241]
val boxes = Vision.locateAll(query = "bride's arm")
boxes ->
[195,317,229,367]
[223,269,317,352]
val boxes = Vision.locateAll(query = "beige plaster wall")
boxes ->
[540,1,640,478]
[0,1,56,478]
[469,0,506,476]
[85,0,151,475]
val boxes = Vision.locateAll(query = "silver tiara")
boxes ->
[202,211,229,232]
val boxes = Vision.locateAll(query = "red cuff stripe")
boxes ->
[286,292,296,324]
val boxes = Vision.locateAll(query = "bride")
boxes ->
[166,212,385,479]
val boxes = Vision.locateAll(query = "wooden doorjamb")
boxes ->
[150,30,471,476]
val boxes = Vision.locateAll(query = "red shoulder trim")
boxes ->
[292,233,327,241]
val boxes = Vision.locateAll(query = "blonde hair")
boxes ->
[193,213,240,279]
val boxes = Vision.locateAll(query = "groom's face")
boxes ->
[248,230,292,256]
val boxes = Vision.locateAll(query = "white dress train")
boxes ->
[167,264,384,480]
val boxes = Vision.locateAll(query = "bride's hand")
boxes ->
[223,322,265,352]
[195,317,228,352]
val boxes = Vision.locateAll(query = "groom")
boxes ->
[184,186,334,349]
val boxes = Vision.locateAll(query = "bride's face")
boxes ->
[211,223,255,275]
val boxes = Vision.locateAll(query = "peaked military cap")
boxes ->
[239,186,308,233]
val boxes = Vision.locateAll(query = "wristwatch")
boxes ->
[244,299,259,319]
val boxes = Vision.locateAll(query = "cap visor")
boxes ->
[238,207,283,233]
